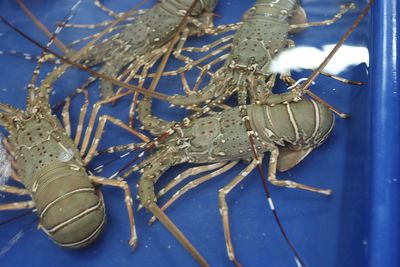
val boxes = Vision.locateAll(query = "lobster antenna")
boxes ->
[16,0,69,53]
[26,0,82,107]
[299,0,375,92]
[241,109,306,267]
[252,2,375,264]
[0,16,169,101]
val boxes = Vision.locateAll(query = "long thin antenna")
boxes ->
[26,0,81,107]
[16,0,69,52]
[299,0,375,92]
[0,16,169,101]
[239,2,375,265]
[241,106,306,267]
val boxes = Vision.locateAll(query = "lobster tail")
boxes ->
[31,162,106,249]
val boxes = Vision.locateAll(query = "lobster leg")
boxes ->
[157,162,229,198]
[157,43,233,77]
[73,90,90,145]
[218,159,259,267]
[89,176,137,249]
[65,25,128,47]
[268,148,332,195]
[83,115,149,164]
[149,161,239,225]
[94,0,122,18]
[0,185,29,196]
[204,22,242,35]
[172,34,234,71]
[126,52,165,127]
[114,48,165,96]
[0,201,35,211]
[189,53,229,94]
[61,98,72,136]
[289,3,356,31]
[137,98,176,136]
[53,77,96,111]
[9,170,23,184]
[80,93,148,155]
[94,0,147,19]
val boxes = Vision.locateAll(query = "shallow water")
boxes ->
[0,1,373,266]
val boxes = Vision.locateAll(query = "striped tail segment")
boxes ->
[251,98,335,149]
[30,162,106,249]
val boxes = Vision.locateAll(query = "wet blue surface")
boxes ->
[0,1,396,267]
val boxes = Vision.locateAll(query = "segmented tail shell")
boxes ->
[31,162,106,249]
[250,98,335,148]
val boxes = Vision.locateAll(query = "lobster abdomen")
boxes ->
[32,162,106,249]
[250,98,335,149]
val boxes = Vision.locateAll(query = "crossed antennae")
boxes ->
[0,16,169,101]
[244,2,375,266]
[299,0,375,92]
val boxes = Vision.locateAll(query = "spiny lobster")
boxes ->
[0,5,140,249]
[95,1,372,266]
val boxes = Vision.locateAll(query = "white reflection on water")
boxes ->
[0,134,11,186]
[269,45,369,75]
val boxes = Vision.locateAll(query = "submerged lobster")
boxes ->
[0,9,138,248]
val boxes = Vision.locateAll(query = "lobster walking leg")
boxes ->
[171,35,235,71]
[83,115,149,164]
[157,162,229,198]
[218,159,259,267]
[289,3,356,31]
[80,93,149,155]
[149,161,239,225]
[9,170,23,184]
[267,148,332,195]
[162,161,239,211]
[0,201,35,211]
[73,90,90,145]
[188,53,229,94]
[61,98,72,136]
[89,176,137,248]
[94,0,125,18]
[157,43,233,78]
[0,185,29,196]
[94,0,147,19]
